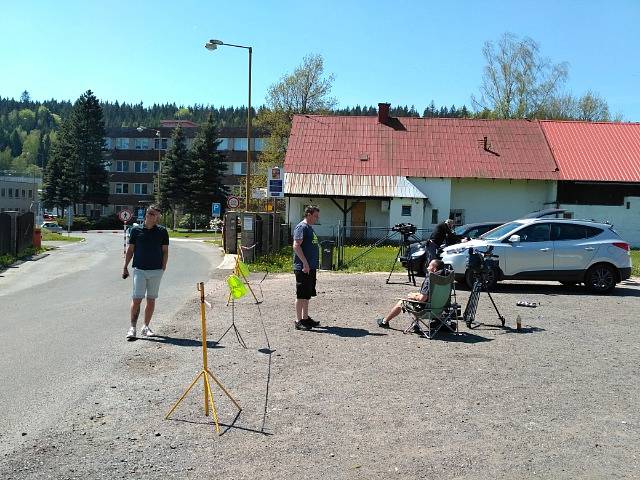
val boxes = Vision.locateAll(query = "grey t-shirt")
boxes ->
[293,220,319,270]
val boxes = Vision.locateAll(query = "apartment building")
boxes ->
[100,120,266,219]
[0,175,41,213]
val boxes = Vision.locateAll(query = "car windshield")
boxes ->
[480,221,523,240]
[453,225,467,235]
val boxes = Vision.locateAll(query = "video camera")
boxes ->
[391,222,417,236]
[466,246,500,275]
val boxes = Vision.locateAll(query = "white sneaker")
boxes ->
[140,325,155,337]
[126,326,136,340]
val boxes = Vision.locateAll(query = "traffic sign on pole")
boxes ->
[118,209,133,223]
[211,202,221,217]
[227,196,240,209]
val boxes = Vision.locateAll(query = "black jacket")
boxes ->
[429,222,458,246]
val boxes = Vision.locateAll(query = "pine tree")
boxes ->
[186,114,229,217]
[158,125,190,227]
[67,90,109,214]
[42,120,72,212]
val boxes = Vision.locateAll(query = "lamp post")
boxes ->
[205,38,253,210]
[136,126,162,202]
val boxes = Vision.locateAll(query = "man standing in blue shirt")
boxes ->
[292,205,320,330]
[123,205,169,340]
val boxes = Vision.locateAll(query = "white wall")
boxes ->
[407,178,452,227]
[559,197,640,247]
[450,178,555,224]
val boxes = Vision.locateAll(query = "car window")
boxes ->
[552,223,587,241]
[466,228,480,239]
[517,223,551,242]
[482,222,523,240]
[585,225,604,238]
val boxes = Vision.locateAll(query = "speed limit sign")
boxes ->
[227,196,240,209]
[118,209,133,223]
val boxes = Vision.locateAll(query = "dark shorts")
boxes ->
[295,269,317,300]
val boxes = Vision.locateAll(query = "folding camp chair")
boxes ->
[402,270,458,339]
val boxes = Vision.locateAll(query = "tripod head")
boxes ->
[391,223,417,245]
[467,246,500,278]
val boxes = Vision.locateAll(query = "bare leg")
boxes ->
[383,301,403,324]
[144,298,156,326]
[296,298,309,321]
[130,298,143,327]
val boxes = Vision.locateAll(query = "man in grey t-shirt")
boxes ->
[292,205,320,331]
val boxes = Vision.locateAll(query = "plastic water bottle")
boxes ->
[516,315,522,331]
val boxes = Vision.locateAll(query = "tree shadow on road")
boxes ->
[137,335,223,348]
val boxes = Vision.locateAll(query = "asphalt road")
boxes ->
[0,232,224,455]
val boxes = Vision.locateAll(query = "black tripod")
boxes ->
[386,231,419,285]
[463,270,506,328]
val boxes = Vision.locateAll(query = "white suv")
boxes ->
[441,218,632,294]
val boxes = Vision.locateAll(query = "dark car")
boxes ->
[401,221,504,275]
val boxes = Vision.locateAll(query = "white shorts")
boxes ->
[132,268,164,299]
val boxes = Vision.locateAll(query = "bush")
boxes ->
[93,214,123,230]
[178,213,210,230]
[58,216,92,231]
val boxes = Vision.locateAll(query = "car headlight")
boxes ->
[446,247,469,255]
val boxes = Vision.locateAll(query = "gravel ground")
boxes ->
[2,271,639,479]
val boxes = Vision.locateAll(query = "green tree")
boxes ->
[186,114,229,217]
[472,32,569,119]
[158,125,191,227]
[68,90,109,213]
[9,129,22,157]
[257,53,336,183]
[42,120,73,212]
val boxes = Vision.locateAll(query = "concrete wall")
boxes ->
[559,198,640,247]
[450,178,555,224]
[408,178,452,227]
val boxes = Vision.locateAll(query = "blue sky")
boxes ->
[2,0,639,120]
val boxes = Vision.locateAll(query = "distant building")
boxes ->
[89,123,267,219]
[0,175,41,213]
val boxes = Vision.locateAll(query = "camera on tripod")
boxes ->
[391,222,417,237]
[466,246,500,277]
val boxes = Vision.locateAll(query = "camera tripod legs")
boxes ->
[463,277,505,328]
[386,243,416,286]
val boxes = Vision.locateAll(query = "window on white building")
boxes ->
[217,138,229,150]
[401,205,412,216]
[133,183,149,195]
[232,162,247,175]
[134,138,150,150]
[153,162,160,173]
[234,138,248,151]
[254,138,266,151]
[116,138,129,149]
[115,183,129,194]
[134,161,148,173]
[116,160,129,172]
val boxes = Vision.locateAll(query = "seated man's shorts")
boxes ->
[295,269,317,300]
[132,268,164,299]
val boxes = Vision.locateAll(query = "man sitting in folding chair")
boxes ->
[376,259,457,338]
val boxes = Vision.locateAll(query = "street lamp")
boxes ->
[205,38,253,210]
[136,126,162,201]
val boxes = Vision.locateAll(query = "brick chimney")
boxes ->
[378,103,390,124]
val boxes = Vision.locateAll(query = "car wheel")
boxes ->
[585,264,617,294]
[464,268,498,290]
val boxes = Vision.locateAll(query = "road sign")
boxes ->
[136,207,145,222]
[268,166,284,198]
[118,209,133,223]
[211,202,221,217]
[227,196,240,209]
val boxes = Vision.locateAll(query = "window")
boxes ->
[1,188,4,197]
[234,138,248,151]
[115,183,129,194]
[217,138,229,150]
[232,162,247,175]
[401,205,412,216]
[431,209,438,224]
[134,138,149,150]
[28,190,33,198]
[116,160,129,172]
[134,161,148,173]
[154,138,168,150]
[22,189,26,197]
[133,183,149,195]
[254,138,266,152]
[15,189,19,197]
[153,161,159,173]
[104,138,112,149]
[116,138,129,149]
[8,189,13,197]
[517,223,551,242]
[450,209,464,226]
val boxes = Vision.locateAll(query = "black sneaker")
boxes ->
[295,319,313,331]
[305,316,320,327]
[376,318,390,329]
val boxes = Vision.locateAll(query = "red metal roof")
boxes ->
[540,120,640,182]
[285,115,560,180]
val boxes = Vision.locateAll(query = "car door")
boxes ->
[503,223,554,277]
[552,223,600,272]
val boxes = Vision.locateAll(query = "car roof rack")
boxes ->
[521,208,566,219]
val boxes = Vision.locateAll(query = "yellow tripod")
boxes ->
[165,282,241,434]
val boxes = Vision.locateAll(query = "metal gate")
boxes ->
[0,213,11,255]
[16,212,34,254]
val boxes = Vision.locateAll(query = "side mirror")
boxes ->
[508,234,521,243]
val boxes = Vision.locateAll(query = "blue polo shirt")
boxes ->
[293,221,319,270]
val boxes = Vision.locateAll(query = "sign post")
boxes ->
[267,167,284,199]
[211,202,221,218]
[227,196,240,210]
[66,206,74,236]
[118,209,133,256]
